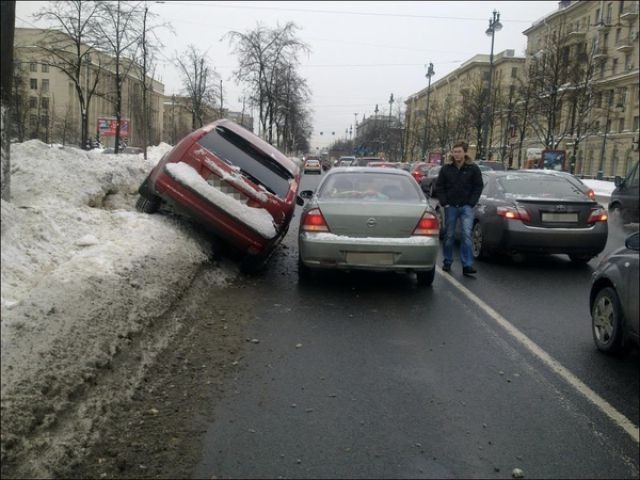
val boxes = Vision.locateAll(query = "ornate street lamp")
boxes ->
[421,62,435,161]
[481,10,502,161]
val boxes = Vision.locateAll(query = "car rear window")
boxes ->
[198,126,292,198]
[498,175,588,199]
[318,172,422,202]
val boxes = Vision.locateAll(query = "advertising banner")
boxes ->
[98,117,129,137]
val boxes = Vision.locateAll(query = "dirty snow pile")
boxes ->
[0,140,232,476]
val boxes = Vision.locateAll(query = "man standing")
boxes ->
[435,141,484,276]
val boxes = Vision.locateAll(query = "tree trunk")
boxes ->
[1,1,15,201]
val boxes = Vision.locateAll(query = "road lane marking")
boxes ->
[439,269,640,444]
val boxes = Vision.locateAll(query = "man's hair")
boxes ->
[452,141,468,152]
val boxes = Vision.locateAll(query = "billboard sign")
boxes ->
[98,117,129,137]
[541,149,566,171]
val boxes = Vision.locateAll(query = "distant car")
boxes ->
[338,156,356,167]
[353,156,384,167]
[470,170,608,263]
[298,167,440,286]
[303,159,322,174]
[396,162,412,172]
[477,160,506,171]
[609,159,639,223]
[420,165,442,197]
[590,231,639,354]
[136,119,301,271]
[410,162,431,184]
[368,161,399,168]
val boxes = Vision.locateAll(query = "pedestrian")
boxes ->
[435,141,484,276]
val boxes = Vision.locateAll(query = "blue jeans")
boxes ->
[443,205,474,268]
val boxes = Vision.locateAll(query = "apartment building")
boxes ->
[404,49,526,162]
[13,28,165,148]
[523,0,639,177]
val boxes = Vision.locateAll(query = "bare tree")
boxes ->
[459,75,488,157]
[33,0,103,150]
[227,22,310,144]
[10,63,30,143]
[175,45,219,131]
[94,0,143,153]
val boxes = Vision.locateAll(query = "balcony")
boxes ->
[596,19,612,31]
[564,29,586,44]
[616,34,636,52]
[620,3,639,22]
[592,46,608,60]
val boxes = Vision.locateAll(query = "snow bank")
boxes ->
[582,179,615,198]
[0,140,231,476]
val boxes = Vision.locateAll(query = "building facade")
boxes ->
[13,28,165,148]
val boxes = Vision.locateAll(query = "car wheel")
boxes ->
[471,222,486,259]
[592,287,626,354]
[416,268,435,286]
[569,254,593,264]
[135,194,161,213]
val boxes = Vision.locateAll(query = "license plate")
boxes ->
[346,252,394,265]
[541,212,578,222]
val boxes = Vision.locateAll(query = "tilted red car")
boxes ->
[136,119,301,270]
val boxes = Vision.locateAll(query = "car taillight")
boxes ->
[301,208,330,232]
[587,208,608,224]
[497,206,531,222]
[586,189,596,200]
[412,212,439,236]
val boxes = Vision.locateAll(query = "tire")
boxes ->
[416,268,435,286]
[592,287,626,354]
[569,254,593,264]
[471,222,486,259]
[135,194,161,213]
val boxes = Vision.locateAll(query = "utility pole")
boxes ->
[219,79,224,118]
[421,62,435,161]
[1,0,16,200]
[481,10,502,161]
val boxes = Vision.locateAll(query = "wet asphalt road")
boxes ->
[192,171,639,479]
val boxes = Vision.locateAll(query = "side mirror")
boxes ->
[625,232,640,251]
[614,176,623,187]
[296,196,305,206]
[299,190,314,200]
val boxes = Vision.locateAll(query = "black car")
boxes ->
[420,165,442,198]
[470,171,608,263]
[609,160,639,224]
[590,231,639,353]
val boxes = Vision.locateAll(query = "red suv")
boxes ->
[136,119,301,270]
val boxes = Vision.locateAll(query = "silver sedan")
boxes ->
[297,167,440,286]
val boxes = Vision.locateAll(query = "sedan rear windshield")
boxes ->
[498,175,588,199]
[198,126,292,198]
[318,172,422,202]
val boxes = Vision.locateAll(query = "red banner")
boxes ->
[98,117,129,137]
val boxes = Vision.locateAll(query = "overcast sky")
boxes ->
[16,1,559,151]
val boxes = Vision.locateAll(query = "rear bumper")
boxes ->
[299,232,439,271]
[501,221,608,255]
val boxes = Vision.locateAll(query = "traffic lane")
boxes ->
[445,220,639,427]
[193,253,638,478]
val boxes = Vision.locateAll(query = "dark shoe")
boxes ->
[442,263,451,273]
[463,266,477,276]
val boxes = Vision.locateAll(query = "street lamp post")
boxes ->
[481,10,502,161]
[421,62,435,161]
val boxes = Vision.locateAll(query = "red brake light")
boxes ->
[302,208,330,232]
[412,212,439,236]
[497,206,531,222]
[587,208,608,224]
[587,189,596,200]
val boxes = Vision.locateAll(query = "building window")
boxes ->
[40,115,49,127]
[633,116,639,131]
[30,114,38,127]
[30,78,37,90]
[612,58,618,74]
[616,28,622,42]
[620,87,628,106]
[625,54,632,71]
[595,8,600,23]
[41,97,49,110]
[618,118,625,132]
[41,64,49,73]
[511,67,517,78]
[41,79,49,92]
[600,62,606,78]
[29,62,37,72]
[606,118,612,133]
[29,96,38,109]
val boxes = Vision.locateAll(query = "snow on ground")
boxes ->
[1,140,235,475]
[582,179,615,198]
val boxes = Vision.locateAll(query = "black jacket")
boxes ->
[435,162,483,207]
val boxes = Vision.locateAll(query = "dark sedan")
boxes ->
[470,171,608,263]
[590,231,639,354]
[419,165,442,198]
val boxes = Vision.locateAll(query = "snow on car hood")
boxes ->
[165,162,276,239]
